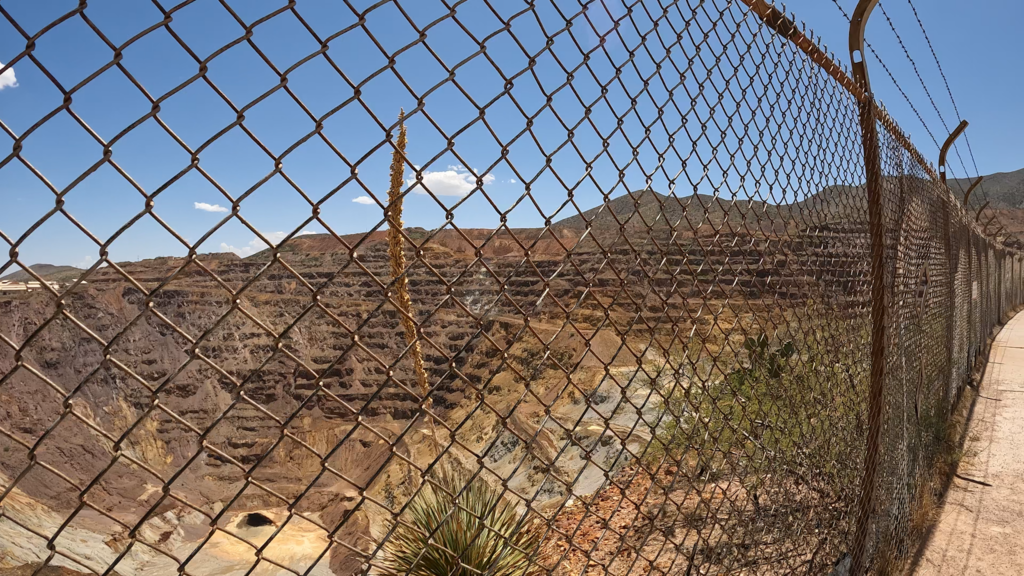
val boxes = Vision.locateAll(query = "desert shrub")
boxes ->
[382,466,543,576]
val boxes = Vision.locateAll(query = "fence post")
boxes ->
[940,124,971,386]
[1003,250,1008,318]
[848,1,884,573]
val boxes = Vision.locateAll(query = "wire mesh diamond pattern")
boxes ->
[0,1,1020,575]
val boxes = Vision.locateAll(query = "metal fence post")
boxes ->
[1002,250,1007,318]
[940,123,972,387]
[962,177,980,361]
[848,1,884,573]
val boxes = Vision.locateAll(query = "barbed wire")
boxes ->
[876,3,979,194]
[826,0,940,150]
[829,0,1012,242]
[905,0,992,211]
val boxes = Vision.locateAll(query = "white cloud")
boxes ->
[407,165,495,197]
[220,231,288,257]
[195,201,229,213]
[0,62,17,90]
[75,254,95,269]
[509,178,518,184]
[352,196,375,205]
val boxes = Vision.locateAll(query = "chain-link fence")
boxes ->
[0,1,1019,575]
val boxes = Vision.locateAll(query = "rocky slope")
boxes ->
[949,166,1024,209]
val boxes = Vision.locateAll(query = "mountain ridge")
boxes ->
[0,264,85,283]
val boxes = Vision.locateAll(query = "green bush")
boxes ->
[649,322,868,488]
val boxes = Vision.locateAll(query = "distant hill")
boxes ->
[1,264,84,283]
[549,171,1024,236]
[949,167,1024,209]
[552,189,789,237]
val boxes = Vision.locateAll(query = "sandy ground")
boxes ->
[914,312,1024,575]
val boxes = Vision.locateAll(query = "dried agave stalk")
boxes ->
[385,110,432,416]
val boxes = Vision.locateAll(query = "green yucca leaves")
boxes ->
[382,467,543,576]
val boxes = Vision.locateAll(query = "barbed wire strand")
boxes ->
[877,4,974,189]
[830,0,1011,242]
[826,0,940,150]
[905,0,991,210]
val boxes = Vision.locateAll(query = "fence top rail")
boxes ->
[738,0,866,101]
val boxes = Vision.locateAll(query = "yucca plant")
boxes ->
[381,466,543,576]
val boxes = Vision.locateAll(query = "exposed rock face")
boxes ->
[0,203,868,574]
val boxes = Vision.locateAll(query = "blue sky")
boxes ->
[0,0,1019,268]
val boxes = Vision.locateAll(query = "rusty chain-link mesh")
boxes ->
[0,1,1019,575]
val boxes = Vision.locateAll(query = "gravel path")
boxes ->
[914,311,1024,575]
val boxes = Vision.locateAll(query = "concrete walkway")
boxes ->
[914,312,1024,575]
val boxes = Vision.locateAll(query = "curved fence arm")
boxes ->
[939,120,969,184]
[849,0,881,92]
[977,201,991,222]
[963,176,984,206]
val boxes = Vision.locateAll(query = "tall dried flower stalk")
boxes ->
[386,110,430,403]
